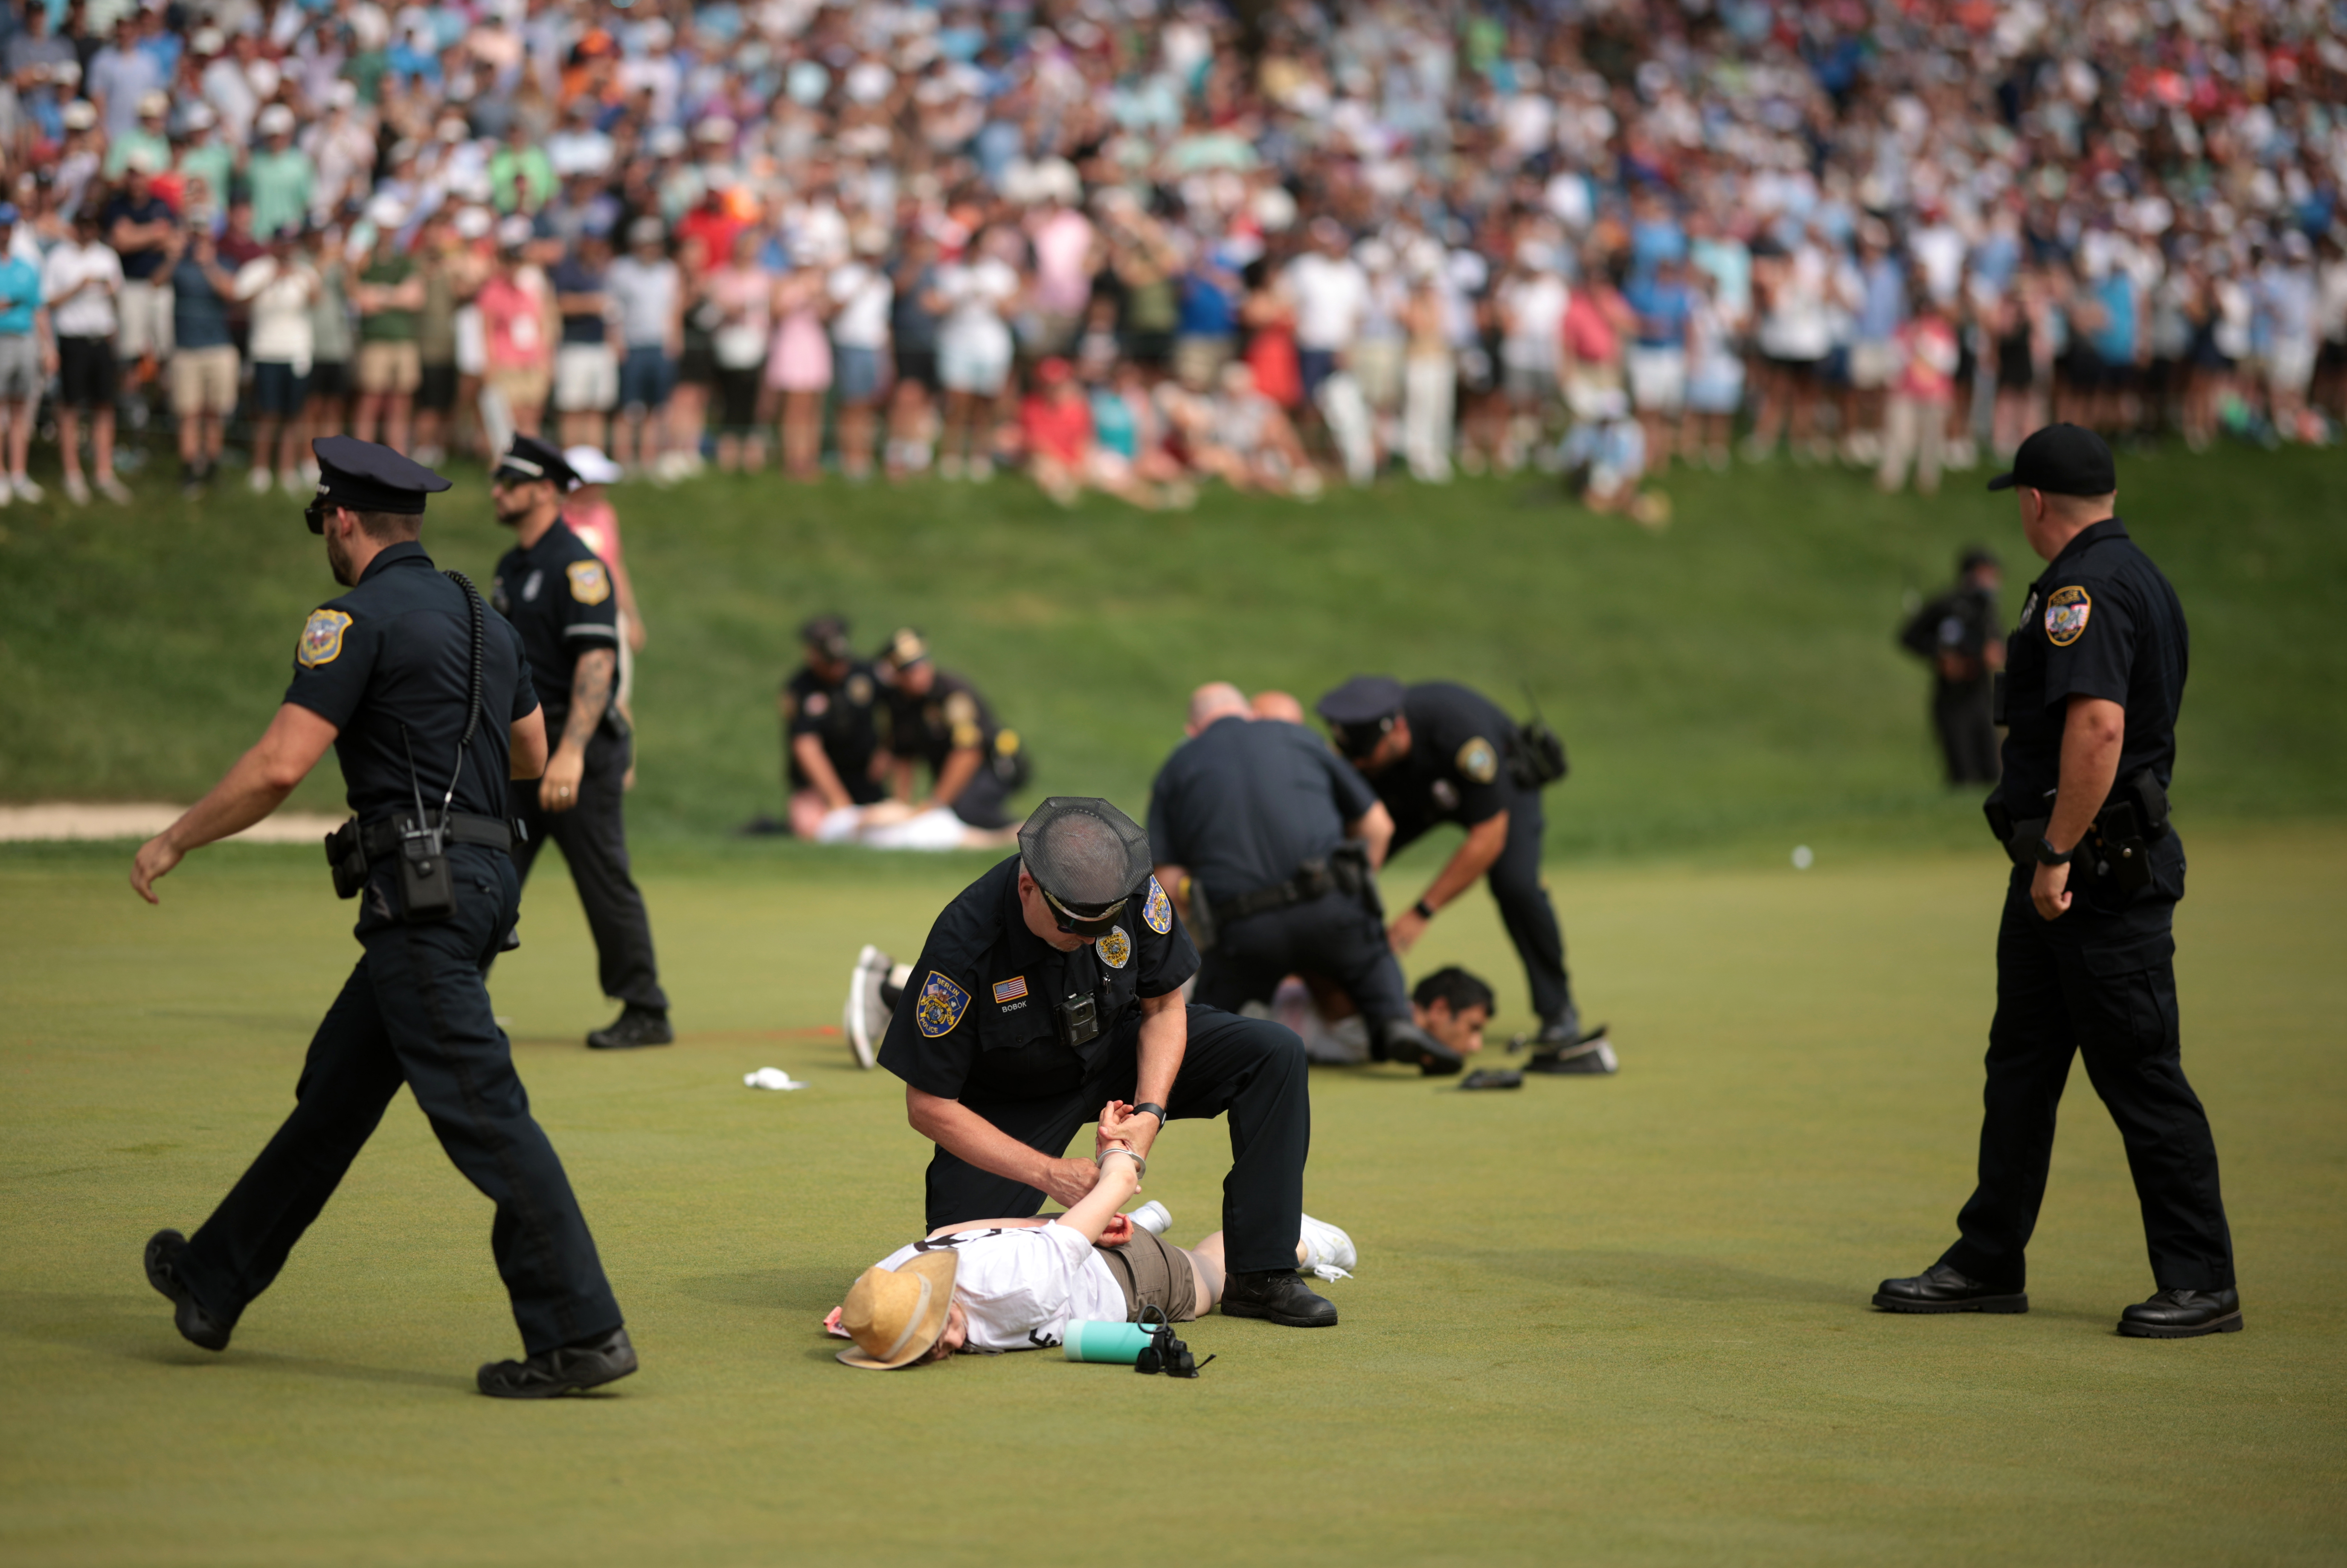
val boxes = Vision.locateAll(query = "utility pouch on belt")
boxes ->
[1182,876,1217,953]
[1328,841,1384,921]
[325,819,369,899]
[1055,990,1102,1053]
[393,809,456,920]
[1508,719,1569,792]
[1982,796,2048,868]
[2091,801,2152,894]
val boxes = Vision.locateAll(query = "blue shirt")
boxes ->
[2090,273,2136,363]
[1623,275,1693,349]
[171,256,234,349]
[1176,267,1237,337]
[0,255,41,335]
[1856,256,1906,342]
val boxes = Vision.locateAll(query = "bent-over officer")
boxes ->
[1900,546,2005,785]
[1876,423,2239,1338]
[1148,682,1459,1074]
[783,614,885,838]
[491,435,672,1049]
[130,436,635,1397]
[875,627,1025,831]
[877,797,1337,1327]
[1313,676,1614,1074]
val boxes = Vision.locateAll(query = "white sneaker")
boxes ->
[1298,1214,1356,1280]
[1129,1201,1172,1236]
[63,473,90,505]
[96,475,132,504]
[12,475,41,502]
[842,944,892,1069]
[247,465,272,494]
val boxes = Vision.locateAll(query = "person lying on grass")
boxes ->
[832,1100,1354,1368]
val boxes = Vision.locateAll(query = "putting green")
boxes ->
[3,831,2343,1565]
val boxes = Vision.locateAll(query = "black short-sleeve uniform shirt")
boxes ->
[489,520,619,737]
[1371,682,1519,847]
[877,855,1199,1104]
[283,541,539,824]
[784,660,885,802]
[883,669,999,779]
[1146,714,1380,906]
[1995,517,2187,814]
[1900,581,2001,685]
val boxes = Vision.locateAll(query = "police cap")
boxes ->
[1314,675,1407,758]
[879,627,930,672]
[1987,423,2115,497]
[1017,797,1152,938]
[801,615,854,661]
[1959,544,2001,574]
[305,435,452,532]
[493,433,579,491]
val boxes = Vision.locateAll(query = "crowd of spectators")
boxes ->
[0,0,2342,507]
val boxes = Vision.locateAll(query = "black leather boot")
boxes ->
[1872,1263,2028,1314]
[2118,1287,2241,1339]
[477,1327,639,1397]
[144,1229,232,1352]
[1220,1269,1339,1327]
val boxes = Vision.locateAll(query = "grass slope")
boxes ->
[2,445,2342,855]
[3,832,2343,1565]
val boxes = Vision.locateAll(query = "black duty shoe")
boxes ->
[144,1229,232,1352]
[1220,1269,1339,1327]
[477,1327,639,1397]
[1375,1018,1463,1077]
[1871,1263,2028,1314]
[2118,1287,2242,1339]
[1459,1068,1525,1090]
[587,1007,673,1050]
[1525,1023,1617,1074]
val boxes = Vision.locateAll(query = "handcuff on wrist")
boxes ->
[1095,1145,1147,1180]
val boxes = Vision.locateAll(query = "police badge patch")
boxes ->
[1097,926,1132,969]
[297,608,352,668]
[1143,876,1173,935]
[2044,586,2092,647]
[1456,737,1499,784]
[915,971,970,1037]
[567,560,612,606]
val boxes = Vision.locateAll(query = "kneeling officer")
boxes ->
[877,796,1336,1327]
[129,437,634,1397]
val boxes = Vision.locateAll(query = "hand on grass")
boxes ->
[131,833,182,904]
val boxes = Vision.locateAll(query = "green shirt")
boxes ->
[357,256,417,343]
[177,142,236,216]
[103,128,169,179]
[246,149,314,243]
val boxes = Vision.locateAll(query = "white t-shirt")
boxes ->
[43,241,123,338]
[826,260,894,349]
[873,1223,1126,1354]
[935,257,1018,358]
[234,256,319,369]
[1285,252,1370,351]
[607,255,680,348]
[1499,273,1569,369]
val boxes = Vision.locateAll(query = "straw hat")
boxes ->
[836,1251,958,1370]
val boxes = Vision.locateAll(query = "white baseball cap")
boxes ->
[257,103,297,136]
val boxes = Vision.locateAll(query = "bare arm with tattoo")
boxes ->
[538,648,616,814]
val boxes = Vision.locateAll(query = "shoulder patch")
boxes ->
[805,691,830,718]
[915,971,971,1038]
[1097,926,1133,969]
[566,559,611,606]
[944,691,978,725]
[1456,736,1499,784]
[297,608,353,668]
[2044,586,2092,647]
[846,673,874,706]
[1143,876,1173,935]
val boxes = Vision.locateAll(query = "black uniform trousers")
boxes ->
[1193,889,1412,1026]
[509,728,668,1013]
[924,1006,1310,1276]
[1398,792,1574,1025]
[947,762,1014,831]
[1933,678,2000,786]
[177,846,624,1355]
[1940,853,2233,1293]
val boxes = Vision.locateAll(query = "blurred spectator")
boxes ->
[608,217,681,474]
[43,205,125,503]
[827,232,892,482]
[352,225,425,454]
[0,201,43,503]
[233,226,318,494]
[551,230,618,450]
[161,222,236,492]
[1879,287,1961,497]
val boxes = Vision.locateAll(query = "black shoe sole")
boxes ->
[1871,1292,2029,1314]
[2117,1312,2242,1339]
[145,1229,231,1351]
[1219,1299,1339,1327]
[586,1037,672,1049]
[477,1357,638,1398]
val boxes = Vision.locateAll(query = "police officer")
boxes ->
[129,437,634,1397]
[1147,682,1459,1074]
[491,435,672,1050]
[877,797,1337,1327]
[782,614,885,837]
[874,627,1024,831]
[1900,546,2005,785]
[1876,423,2239,1338]
[1313,676,1614,1074]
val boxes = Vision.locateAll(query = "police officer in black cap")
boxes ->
[874,627,1025,831]
[782,614,885,837]
[1313,676,1613,1073]
[1876,423,2240,1338]
[877,796,1336,1327]
[129,436,635,1397]
[1148,682,1459,1074]
[1900,546,2005,785]
[491,434,672,1050]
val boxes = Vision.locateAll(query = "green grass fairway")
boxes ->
[6,831,2344,1565]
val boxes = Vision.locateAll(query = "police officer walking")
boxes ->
[130,437,635,1397]
[1313,676,1614,1074]
[874,627,1025,831]
[491,435,672,1050]
[877,797,1337,1327]
[1876,424,2239,1338]
[1148,682,1458,1074]
[782,615,885,838]
[1900,546,2005,785]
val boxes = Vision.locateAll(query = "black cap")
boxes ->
[493,433,578,491]
[306,436,451,531]
[1017,797,1152,938]
[879,627,930,671]
[1314,675,1407,758]
[800,615,853,661]
[1958,544,2001,574]
[1987,424,2115,497]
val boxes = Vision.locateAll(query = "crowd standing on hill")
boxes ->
[0,0,2342,505]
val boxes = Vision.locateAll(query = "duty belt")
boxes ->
[355,812,518,859]
[1209,862,1337,927]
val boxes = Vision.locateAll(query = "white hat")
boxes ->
[191,26,225,54]
[123,147,162,174]
[563,445,624,485]
[331,81,359,110]
[62,99,98,131]
[454,205,494,239]
[183,103,217,131]
[497,214,534,250]
[648,124,686,158]
[138,89,169,117]
[258,103,297,136]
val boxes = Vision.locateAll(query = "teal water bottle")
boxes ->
[1062,1320,1157,1363]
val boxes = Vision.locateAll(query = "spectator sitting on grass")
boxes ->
[1195,360,1319,498]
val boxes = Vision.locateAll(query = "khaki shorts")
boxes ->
[1095,1228,1199,1324]
[486,366,551,412]
[357,340,422,395]
[169,344,240,415]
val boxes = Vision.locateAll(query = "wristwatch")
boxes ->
[1133,1102,1167,1127]
[2033,836,2075,867]
[1411,898,1438,921]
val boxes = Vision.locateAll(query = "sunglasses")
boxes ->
[1042,886,1125,940]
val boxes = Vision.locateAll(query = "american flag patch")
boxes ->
[992,976,1029,1004]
